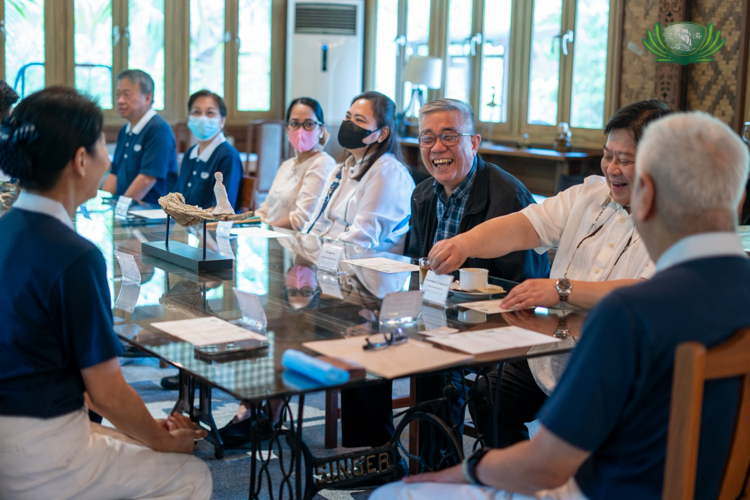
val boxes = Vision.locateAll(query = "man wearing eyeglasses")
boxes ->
[429,99,673,450]
[373,110,750,500]
[406,98,550,283]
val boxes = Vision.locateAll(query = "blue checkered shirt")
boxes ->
[432,159,477,246]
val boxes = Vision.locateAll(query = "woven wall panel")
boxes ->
[620,0,660,106]
[685,0,743,124]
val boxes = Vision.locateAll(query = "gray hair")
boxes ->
[419,98,475,134]
[636,112,749,233]
[117,69,155,104]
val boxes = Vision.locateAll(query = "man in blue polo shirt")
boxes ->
[102,69,177,204]
[372,112,750,500]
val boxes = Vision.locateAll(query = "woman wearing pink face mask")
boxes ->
[255,97,336,230]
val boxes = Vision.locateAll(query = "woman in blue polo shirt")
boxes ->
[0,87,211,499]
[174,90,242,209]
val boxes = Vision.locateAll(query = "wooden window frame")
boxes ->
[367,0,623,149]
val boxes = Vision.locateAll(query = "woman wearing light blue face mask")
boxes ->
[173,90,242,209]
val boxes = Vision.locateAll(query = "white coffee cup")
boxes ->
[459,268,488,290]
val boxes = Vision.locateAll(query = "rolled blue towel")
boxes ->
[282,349,350,385]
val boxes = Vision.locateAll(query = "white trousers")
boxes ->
[370,477,588,500]
[0,408,212,500]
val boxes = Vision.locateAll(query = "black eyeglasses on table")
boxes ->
[363,327,408,350]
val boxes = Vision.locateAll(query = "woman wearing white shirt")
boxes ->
[256,97,336,230]
[305,91,415,254]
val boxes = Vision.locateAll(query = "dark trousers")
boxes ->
[474,359,548,448]
[340,371,466,449]
[341,381,395,448]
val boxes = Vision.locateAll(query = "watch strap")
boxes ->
[462,446,490,486]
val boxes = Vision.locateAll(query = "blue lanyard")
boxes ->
[306,167,344,234]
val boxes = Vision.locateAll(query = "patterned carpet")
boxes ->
[119,357,475,500]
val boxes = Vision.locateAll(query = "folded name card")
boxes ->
[114,196,132,218]
[233,287,267,331]
[421,270,453,306]
[317,242,344,272]
[380,290,424,323]
[114,250,141,284]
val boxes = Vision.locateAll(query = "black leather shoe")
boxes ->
[219,412,276,449]
[160,375,179,390]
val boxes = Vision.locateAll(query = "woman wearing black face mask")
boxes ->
[304,91,415,254]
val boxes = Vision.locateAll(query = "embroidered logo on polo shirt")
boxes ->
[134,144,142,152]
[201,172,210,179]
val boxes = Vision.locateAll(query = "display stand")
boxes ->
[141,215,234,272]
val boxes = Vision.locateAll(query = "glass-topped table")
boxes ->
[68,192,583,498]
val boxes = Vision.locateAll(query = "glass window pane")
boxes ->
[5,0,45,100]
[527,0,561,126]
[75,0,113,109]
[237,0,272,111]
[444,0,472,103]
[479,0,512,123]
[373,0,398,101]
[403,0,431,108]
[128,0,165,110]
[570,0,609,129]
[189,0,224,95]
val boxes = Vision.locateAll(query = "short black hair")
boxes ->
[604,99,674,144]
[285,97,325,125]
[188,90,227,118]
[117,69,155,104]
[0,80,19,118]
[0,86,103,191]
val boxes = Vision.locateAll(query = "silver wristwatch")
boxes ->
[555,278,572,302]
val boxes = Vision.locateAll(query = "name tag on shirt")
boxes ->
[317,242,344,272]
[114,250,141,284]
[115,196,132,218]
[380,290,424,324]
[421,271,453,306]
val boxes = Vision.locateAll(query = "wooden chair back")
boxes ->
[663,328,750,500]
[237,176,256,214]
[171,121,192,154]
[245,120,286,209]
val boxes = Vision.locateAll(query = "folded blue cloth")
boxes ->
[281,349,350,385]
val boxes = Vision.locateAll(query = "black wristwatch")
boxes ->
[462,446,491,486]
[555,278,572,302]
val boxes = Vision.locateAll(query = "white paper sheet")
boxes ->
[459,299,523,314]
[341,257,419,274]
[231,227,292,239]
[129,209,167,219]
[427,326,559,355]
[151,317,267,346]
[419,326,459,337]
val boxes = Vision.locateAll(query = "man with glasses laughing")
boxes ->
[406,98,550,451]
[406,98,550,283]
[428,99,673,450]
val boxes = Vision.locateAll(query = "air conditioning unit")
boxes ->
[286,0,364,141]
